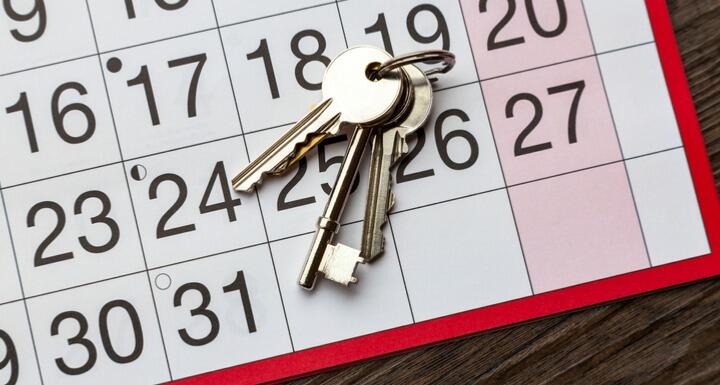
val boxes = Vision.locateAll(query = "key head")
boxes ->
[322,46,403,127]
[396,64,433,138]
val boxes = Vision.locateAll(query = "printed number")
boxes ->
[248,30,330,99]
[174,271,256,347]
[149,161,241,239]
[124,53,206,126]
[365,4,449,56]
[277,135,360,211]
[5,82,96,153]
[51,300,144,376]
[480,0,568,51]
[27,191,119,267]
[3,0,46,42]
[397,109,479,183]
[123,0,188,19]
[0,330,18,385]
[506,80,585,156]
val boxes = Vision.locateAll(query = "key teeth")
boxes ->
[233,109,340,193]
[319,244,364,286]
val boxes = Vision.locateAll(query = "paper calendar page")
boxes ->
[0,0,718,384]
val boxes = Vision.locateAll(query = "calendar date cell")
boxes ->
[0,302,42,385]
[126,137,266,268]
[221,4,346,132]
[338,0,478,89]
[627,149,709,266]
[0,0,95,74]
[86,0,215,52]
[271,221,412,350]
[150,246,292,379]
[482,57,621,185]
[460,0,594,80]
[598,43,681,158]
[245,126,370,241]
[510,163,649,293]
[391,84,505,213]
[0,201,22,305]
[101,30,240,159]
[3,164,145,297]
[0,57,120,187]
[26,273,170,385]
[391,190,531,321]
[583,0,653,53]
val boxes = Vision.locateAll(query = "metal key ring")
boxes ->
[373,50,456,79]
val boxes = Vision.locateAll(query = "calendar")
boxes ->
[0,0,718,384]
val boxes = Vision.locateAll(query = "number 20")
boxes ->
[480,0,568,51]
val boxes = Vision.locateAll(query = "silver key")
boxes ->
[232,46,404,192]
[361,64,433,261]
[298,68,414,290]
[298,126,373,289]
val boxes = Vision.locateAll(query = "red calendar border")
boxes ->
[173,1,720,383]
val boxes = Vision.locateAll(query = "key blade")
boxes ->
[232,98,341,192]
[362,130,397,261]
[361,64,433,262]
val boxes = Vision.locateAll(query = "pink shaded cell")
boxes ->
[482,57,621,185]
[460,0,594,80]
[509,163,649,293]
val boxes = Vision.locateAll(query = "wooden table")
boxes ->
[291,1,720,383]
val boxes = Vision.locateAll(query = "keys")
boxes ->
[232,46,404,192]
[298,67,414,289]
[231,46,455,291]
[361,64,433,261]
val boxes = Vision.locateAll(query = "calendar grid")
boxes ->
[0,187,45,384]
[208,0,297,353]
[82,0,174,378]
[457,0,535,294]
[578,0,653,267]
[0,2,714,383]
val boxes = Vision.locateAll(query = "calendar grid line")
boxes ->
[0,298,22,308]
[334,0,350,48]
[83,1,174,379]
[388,145,684,217]
[99,26,217,56]
[0,190,45,385]
[579,0,653,268]
[0,137,687,221]
[458,0,535,295]
[219,1,338,30]
[209,0,297,353]
[18,270,146,302]
[477,40,655,84]
[387,218,416,323]
[0,53,98,78]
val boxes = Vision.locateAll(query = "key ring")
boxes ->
[372,50,456,80]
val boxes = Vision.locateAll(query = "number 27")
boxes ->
[506,80,585,157]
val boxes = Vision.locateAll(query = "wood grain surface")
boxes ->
[290,1,720,384]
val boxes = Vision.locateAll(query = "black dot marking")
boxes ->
[106,57,123,73]
[130,164,147,181]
